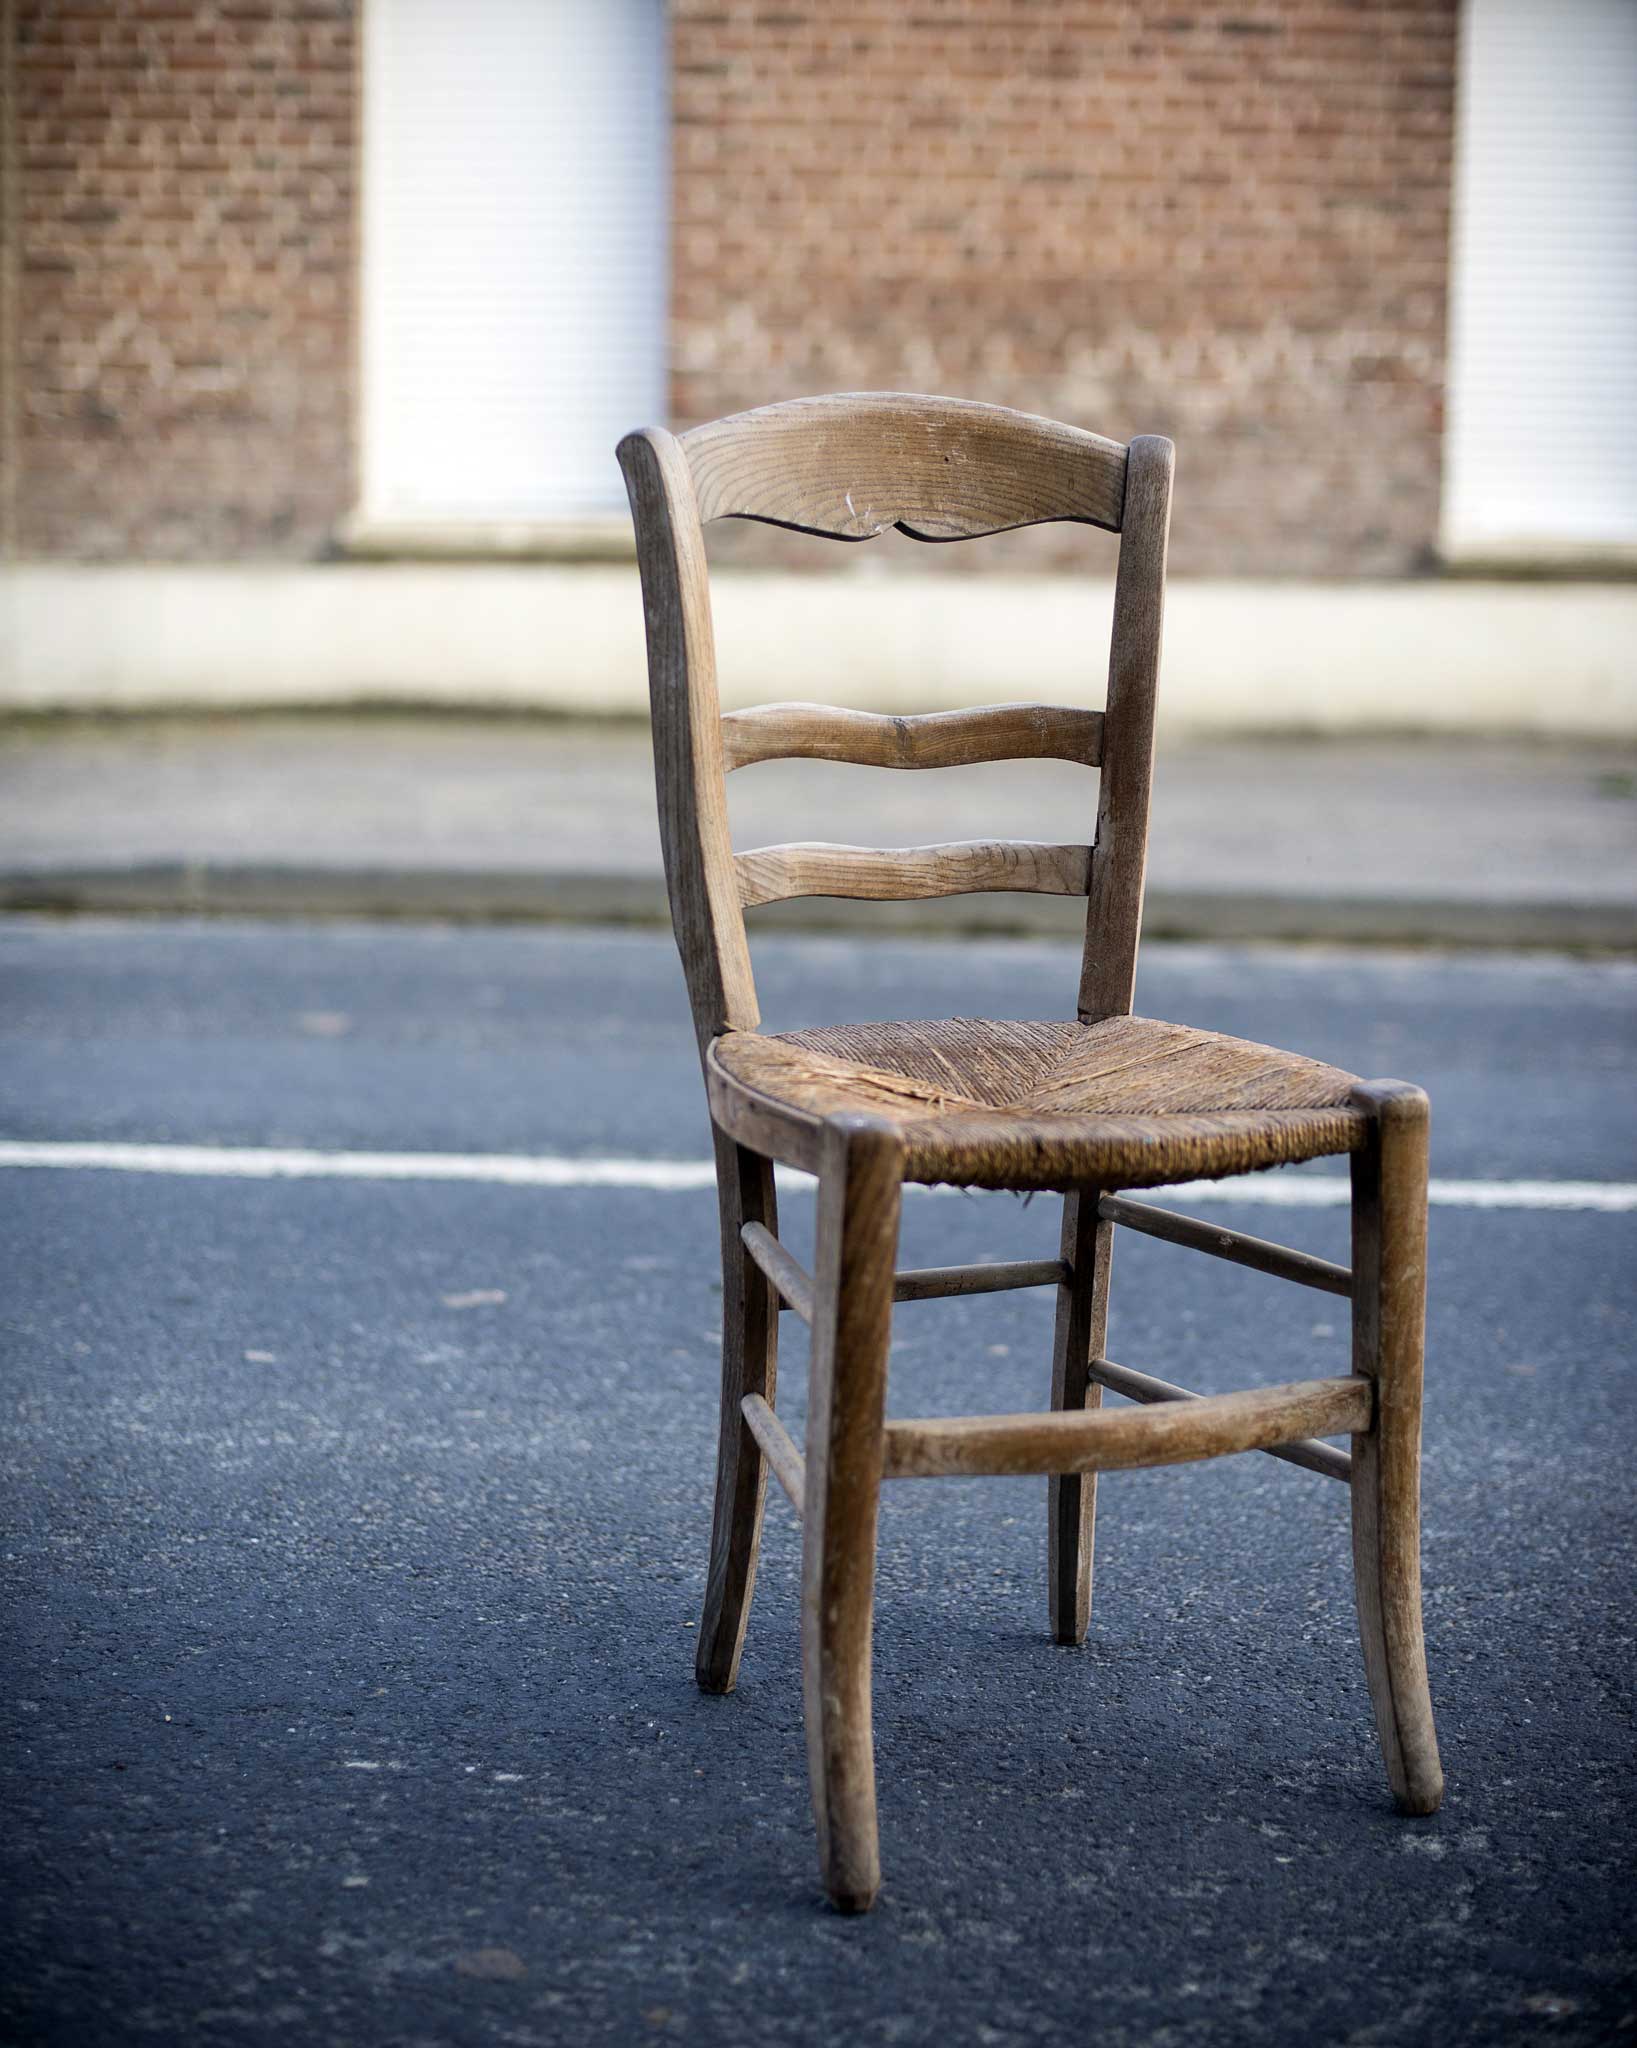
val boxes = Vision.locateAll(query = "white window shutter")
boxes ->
[362,0,668,526]
[1444,0,1637,555]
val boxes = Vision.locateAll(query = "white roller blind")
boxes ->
[1443,0,1637,554]
[361,0,668,525]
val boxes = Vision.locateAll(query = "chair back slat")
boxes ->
[684,393,1126,542]
[735,839,1092,910]
[721,702,1103,774]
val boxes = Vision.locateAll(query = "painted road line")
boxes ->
[0,1140,716,1191]
[0,1140,1633,1212]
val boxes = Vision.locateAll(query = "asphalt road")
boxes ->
[2,918,1634,2047]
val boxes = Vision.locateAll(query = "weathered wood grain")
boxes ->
[617,427,758,1047]
[1349,1082,1444,1814]
[881,1376,1371,1480]
[892,1257,1067,1303]
[1048,1188,1113,1644]
[720,701,1103,773]
[1099,1193,1354,1298]
[735,838,1092,909]
[1079,433,1173,1022]
[705,1041,825,1177]
[683,392,1127,541]
[1087,1356,1354,1482]
[803,1117,903,1913]
[747,1244,1065,1312]
[694,1134,780,1694]
[885,1384,1368,1482]
[741,1219,815,1324]
[741,1394,806,1518]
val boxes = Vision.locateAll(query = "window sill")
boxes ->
[335,515,636,563]
[1437,538,1637,582]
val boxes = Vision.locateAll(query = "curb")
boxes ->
[2,864,1632,951]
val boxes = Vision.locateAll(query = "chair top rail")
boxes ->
[734,839,1092,909]
[682,392,1128,542]
[720,701,1104,773]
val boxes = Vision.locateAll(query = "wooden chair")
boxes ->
[617,393,1444,1913]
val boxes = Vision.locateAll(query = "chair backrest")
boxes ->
[617,393,1173,1050]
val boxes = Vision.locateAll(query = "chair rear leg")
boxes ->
[696,1132,780,1695]
[1048,1187,1114,1645]
[803,1116,902,1913]
[1349,1083,1444,1815]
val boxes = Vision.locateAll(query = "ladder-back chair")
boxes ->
[617,394,1443,1913]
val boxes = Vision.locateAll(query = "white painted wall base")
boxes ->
[1,564,1632,736]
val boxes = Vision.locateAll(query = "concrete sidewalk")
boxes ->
[2,712,1634,947]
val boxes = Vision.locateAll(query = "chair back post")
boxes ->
[1077,433,1175,1023]
[618,425,760,1049]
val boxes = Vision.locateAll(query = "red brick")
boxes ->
[6,0,1457,573]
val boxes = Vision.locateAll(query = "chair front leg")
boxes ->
[1349,1082,1444,1815]
[696,1130,780,1695]
[1048,1187,1114,1644]
[803,1115,903,1913]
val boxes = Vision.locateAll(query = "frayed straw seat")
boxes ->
[711,1015,1366,1192]
[619,392,1444,1914]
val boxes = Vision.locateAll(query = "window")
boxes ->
[360,0,668,533]
[1443,0,1637,558]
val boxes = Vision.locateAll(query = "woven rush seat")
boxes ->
[712,1014,1366,1191]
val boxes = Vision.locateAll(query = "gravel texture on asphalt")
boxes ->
[1,921,1633,2046]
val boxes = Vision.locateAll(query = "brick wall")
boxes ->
[6,0,356,560]
[3,0,1457,575]
[671,0,1458,577]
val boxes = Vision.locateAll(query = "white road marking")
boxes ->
[0,1140,715,1190]
[0,1140,1633,1211]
